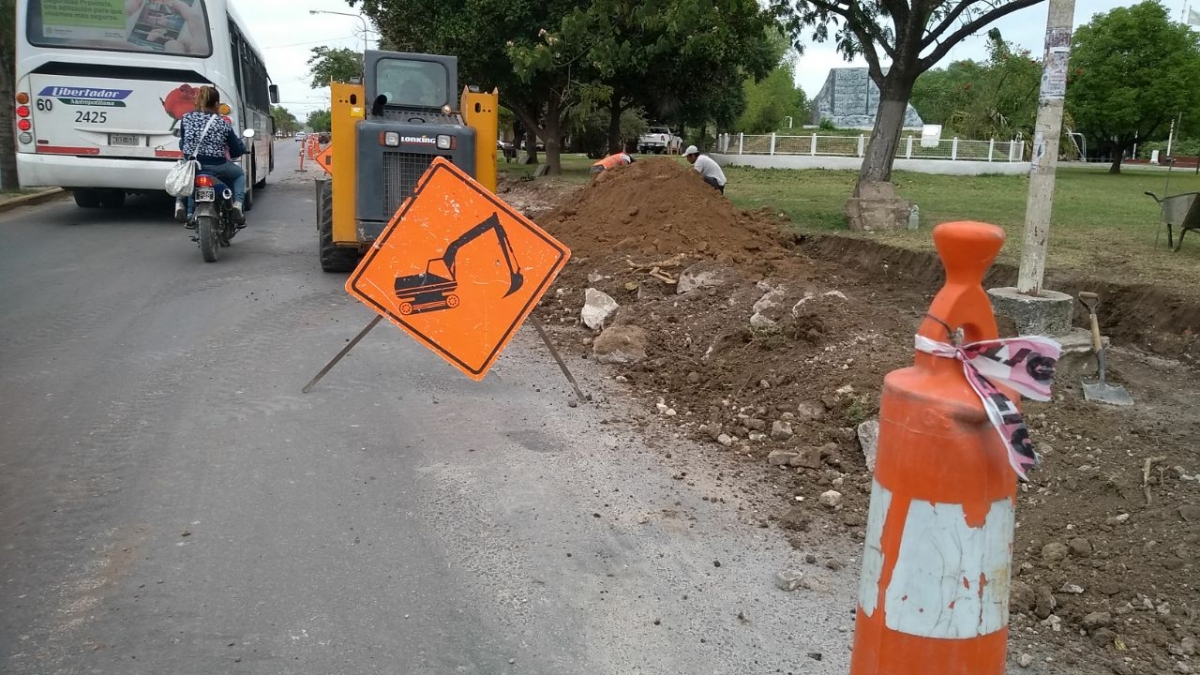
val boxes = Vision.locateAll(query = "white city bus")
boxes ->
[14,0,280,210]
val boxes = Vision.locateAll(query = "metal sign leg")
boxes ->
[529,316,586,403]
[302,315,384,393]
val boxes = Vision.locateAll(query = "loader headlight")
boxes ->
[382,131,400,147]
[436,134,452,150]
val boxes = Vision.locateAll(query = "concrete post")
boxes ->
[906,136,913,159]
[738,133,744,155]
[857,134,864,157]
[770,133,776,156]
[952,137,959,161]
[1018,0,1075,296]
[811,134,818,156]
[988,138,995,162]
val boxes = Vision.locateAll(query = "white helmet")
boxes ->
[684,145,700,156]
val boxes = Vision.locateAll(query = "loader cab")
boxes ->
[355,50,478,242]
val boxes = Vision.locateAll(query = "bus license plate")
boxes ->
[109,134,141,147]
[195,187,215,202]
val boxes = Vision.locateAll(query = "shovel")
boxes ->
[1078,292,1134,406]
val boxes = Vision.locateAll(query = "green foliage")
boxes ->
[817,117,836,131]
[306,46,363,89]
[568,107,647,158]
[770,0,1047,184]
[735,31,808,134]
[271,106,301,134]
[927,30,1041,140]
[1068,1,1200,172]
[307,109,333,133]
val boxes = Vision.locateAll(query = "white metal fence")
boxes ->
[717,133,1027,163]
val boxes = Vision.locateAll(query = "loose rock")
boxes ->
[819,490,843,509]
[592,325,648,364]
[774,569,805,592]
[1068,537,1093,558]
[717,434,734,447]
[1082,611,1112,629]
[1018,653,1034,668]
[581,288,619,330]
[1034,585,1057,619]
[676,261,738,294]
[1042,541,1069,564]
[768,450,797,466]
[770,420,794,441]
[796,402,826,422]
[857,418,879,472]
[790,447,823,470]
[1010,580,1036,614]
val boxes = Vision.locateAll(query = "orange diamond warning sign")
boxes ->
[346,158,571,381]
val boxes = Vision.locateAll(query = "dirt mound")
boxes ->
[540,158,793,266]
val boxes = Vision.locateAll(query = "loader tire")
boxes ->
[317,179,358,273]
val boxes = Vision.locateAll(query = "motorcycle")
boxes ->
[190,128,255,263]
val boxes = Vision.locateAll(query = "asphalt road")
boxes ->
[0,148,856,674]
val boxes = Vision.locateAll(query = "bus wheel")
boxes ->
[99,190,126,209]
[73,189,101,209]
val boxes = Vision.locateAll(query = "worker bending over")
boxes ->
[684,145,726,194]
[591,152,635,175]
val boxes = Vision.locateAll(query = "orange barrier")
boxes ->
[851,221,1016,675]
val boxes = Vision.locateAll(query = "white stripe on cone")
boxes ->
[858,480,1014,639]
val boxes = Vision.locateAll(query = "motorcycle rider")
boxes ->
[174,86,247,227]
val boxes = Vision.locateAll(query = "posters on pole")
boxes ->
[1039,27,1072,102]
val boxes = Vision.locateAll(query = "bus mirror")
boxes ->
[269,84,280,104]
[243,129,256,139]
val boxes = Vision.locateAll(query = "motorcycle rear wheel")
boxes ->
[197,215,219,262]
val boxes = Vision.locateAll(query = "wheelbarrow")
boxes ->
[1144,190,1200,251]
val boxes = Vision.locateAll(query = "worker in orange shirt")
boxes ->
[590,151,635,175]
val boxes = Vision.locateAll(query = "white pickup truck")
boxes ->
[638,126,683,154]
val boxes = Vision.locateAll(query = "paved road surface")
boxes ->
[0,149,855,674]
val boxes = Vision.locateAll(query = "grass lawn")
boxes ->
[726,164,1200,288]
[498,153,1200,289]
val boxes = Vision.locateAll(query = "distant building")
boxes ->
[810,68,924,129]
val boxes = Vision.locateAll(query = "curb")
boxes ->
[0,188,66,213]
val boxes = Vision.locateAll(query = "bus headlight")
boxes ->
[436,135,451,150]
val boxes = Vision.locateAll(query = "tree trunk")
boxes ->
[856,74,916,186]
[523,131,539,165]
[1109,144,1126,174]
[542,98,563,176]
[606,94,624,154]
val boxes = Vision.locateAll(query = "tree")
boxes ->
[350,0,582,174]
[307,46,364,89]
[271,106,301,134]
[736,34,810,134]
[1067,1,1200,173]
[773,0,1045,187]
[0,0,17,191]
[307,109,333,133]
[550,0,778,153]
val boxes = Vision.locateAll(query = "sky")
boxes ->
[234,0,1181,119]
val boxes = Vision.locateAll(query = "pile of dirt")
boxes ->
[539,158,794,268]
[529,164,1200,675]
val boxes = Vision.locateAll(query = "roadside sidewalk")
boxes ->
[0,188,66,213]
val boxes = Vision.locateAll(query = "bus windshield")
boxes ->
[26,0,213,58]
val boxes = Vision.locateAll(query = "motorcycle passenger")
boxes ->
[173,86,247,227]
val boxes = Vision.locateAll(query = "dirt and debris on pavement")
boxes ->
[523,157,1200,674]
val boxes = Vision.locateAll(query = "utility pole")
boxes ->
[1018,0,1075,296]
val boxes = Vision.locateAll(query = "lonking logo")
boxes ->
[38,86,133,107]
[402,135,436,145]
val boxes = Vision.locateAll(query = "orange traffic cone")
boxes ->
[850,221,1017,675]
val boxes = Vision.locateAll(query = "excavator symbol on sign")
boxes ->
[393,213,525,315]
